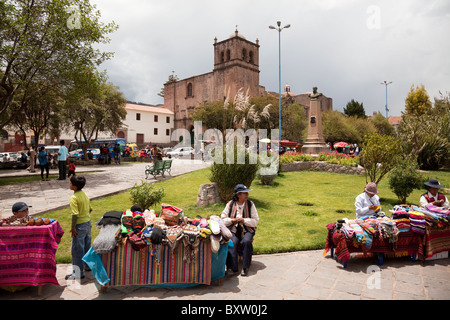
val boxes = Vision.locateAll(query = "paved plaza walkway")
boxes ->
[0,160,449,301]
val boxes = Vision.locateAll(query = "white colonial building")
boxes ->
[0,103,174,152]
[117,103,174,147]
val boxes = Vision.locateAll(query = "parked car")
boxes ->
[166,147,195,158]
[69,148,101,160]
[162,147,172,157]
[0,153,9,162]
[7,152,20,162]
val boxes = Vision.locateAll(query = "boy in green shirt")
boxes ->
[65,175,92,281]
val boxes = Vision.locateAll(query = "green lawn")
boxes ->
[37,167,449,263]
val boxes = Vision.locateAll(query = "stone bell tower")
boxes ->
[212,29,261,99]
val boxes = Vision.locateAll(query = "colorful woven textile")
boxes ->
[327,229,422,261]
[420,226,450,259]
[0,221,64,287]
[101,240,212,287]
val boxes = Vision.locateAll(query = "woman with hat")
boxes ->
[220,184,259,276]
[419,179,449,209]
[355,182,381,218]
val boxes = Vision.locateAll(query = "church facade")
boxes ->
[163,29,332,143]
[163,30,266,135]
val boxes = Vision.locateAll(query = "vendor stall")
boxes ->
[83,204,231,292]
[324,204,450,267]
[0,219,64,294]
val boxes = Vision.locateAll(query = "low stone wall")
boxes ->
[281,161,365,175]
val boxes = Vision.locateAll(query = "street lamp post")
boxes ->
[381,80,392,119]
[269,21,290,142]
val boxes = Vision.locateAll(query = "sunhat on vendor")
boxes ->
[364,182,379,196]
[420,178,449,209]
[424,178,444,189]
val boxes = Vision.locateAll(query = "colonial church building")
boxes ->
[163,29,332,140]
[163,29,266,134]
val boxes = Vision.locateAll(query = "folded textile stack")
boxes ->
[394,218,411,232]
[408,210,426,234]
[377,217,399,243]
[390,208,411,232]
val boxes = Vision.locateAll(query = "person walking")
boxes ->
[38,146,50,181]
[57,140,68,180]
[27,145,36,173]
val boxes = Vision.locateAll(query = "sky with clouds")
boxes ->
[90,0,450,117]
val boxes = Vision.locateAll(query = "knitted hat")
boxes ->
[364,182,379,195]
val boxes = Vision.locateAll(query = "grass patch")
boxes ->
[35,167,450,263]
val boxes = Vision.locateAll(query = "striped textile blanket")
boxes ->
[101,239,212,287]
[419,225,450,259]
[327,228,422,262]
[0,221,64,287]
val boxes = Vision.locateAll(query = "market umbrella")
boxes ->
[333,142,349,148]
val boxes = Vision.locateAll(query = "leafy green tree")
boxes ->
[64,69,127,160]
[0,0,117,129]
[370,112,396,136]
[388,155,423,204]
[398,90,450,170]
[360,133,402,185]
[404,84,432,116]
[322,110,376,145]
[344,99,366,118]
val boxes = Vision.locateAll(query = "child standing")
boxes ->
[68,159,76,177]
[65,175,92,281]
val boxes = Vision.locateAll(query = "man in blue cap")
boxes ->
[220,184,259,276]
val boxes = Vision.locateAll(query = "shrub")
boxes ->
[209,145,259,202]
[388,155,423,204]
[279,152,315,164]
[129,180,165,210]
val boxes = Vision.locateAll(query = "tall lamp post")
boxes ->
[269,21,290,142]
[381,80,392,119]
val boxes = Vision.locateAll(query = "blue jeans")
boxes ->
[226,232,254,271]
[71,221,92,277]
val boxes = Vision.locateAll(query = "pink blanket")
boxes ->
[0,221,64,287]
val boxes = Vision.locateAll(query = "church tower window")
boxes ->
[187,83,193,97]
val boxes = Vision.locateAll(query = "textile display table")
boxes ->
[419,225,450,260]
[83,239,229,292]
[324,222,423,268]
[0,221,64,294]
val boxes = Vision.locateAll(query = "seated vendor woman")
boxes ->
[220,184,259,277]
[355,182,381,218]
[419,178,449,209]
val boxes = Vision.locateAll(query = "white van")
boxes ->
[44,145,61,155]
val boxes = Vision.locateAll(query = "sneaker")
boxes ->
[65,274,85,280]
[241,268,249,276]
[226,269,237,277]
